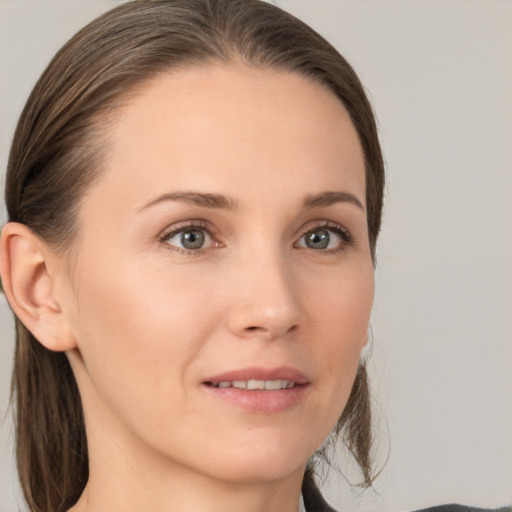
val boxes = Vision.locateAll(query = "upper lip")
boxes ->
[203,366,309,386]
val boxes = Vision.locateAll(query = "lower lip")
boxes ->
[202,384,309,413]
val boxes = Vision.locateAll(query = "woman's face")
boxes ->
[60,64,374,484]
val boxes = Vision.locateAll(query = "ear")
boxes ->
[0,222,77,351]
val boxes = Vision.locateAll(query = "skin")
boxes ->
[1,65,374,512]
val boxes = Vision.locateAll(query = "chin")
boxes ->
[201,455,308,484]
[183,430,320,484]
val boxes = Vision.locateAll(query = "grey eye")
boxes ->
[180,229,205,249]
[165,228,212,251]
[304,229,330,250]
[297,226,348,251]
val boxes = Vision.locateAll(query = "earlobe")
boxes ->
[0,222,76,352]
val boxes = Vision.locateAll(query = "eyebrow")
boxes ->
[302,191,364,211]
[138,191,239,212]
[138,189,364,212]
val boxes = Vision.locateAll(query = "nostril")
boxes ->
[244,324,299,336]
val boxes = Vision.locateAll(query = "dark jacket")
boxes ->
[301,472,512,512]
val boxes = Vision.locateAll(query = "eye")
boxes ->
[296,224,352,252]
[160,223,218,254]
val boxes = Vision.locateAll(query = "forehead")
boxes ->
[92,64,365,211]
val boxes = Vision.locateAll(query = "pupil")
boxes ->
[306,230,329,250]
[182,230,205,249]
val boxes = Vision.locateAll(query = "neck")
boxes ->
[70,457,305,512]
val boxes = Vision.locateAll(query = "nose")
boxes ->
[226,250,302,341]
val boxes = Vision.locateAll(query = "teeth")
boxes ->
[264,380,282,390]
[213,379,296,390]
[247,379,265,390]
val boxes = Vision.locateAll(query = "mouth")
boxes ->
[201,367,310,413]
[203,366,309,388]
[205,379,298,390]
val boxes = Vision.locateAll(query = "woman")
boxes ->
[0,1,507,512]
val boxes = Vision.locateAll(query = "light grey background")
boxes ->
[1,1,511,511]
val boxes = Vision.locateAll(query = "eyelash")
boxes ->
[159,220,354,256]
[296,221,354,253]
[159,221,217,256]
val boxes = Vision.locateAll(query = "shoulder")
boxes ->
[413,506,512,512]
[301,473,511,512]
[301,471,337,512]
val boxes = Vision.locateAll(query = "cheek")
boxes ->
[67,255,219,424]
[303,262,373,420]
[307,261,373,350]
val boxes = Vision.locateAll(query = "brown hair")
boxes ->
[4,1,385,511]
